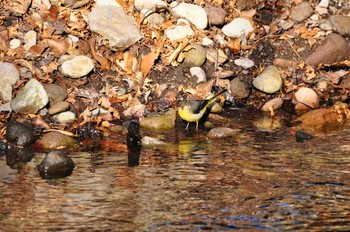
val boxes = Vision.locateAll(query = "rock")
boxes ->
[234,58,255,69]
[182,44,206,67]
[23,30,37,51]
[204,3,227,26]
[319,19,333,31]
[6,148,34,167]
[294,87,319,110]
[0,62,20,103]
[222,18,254,38]
[10,79,49,113]
[318,0,329,8]
[6,120,35,146]
[252,65,282,94]
[96,0,120,7]
[235,0,257,10]
[60,55,94,78]
[141,136,168,147]
[172,3,208,30]
[305,34,350,66]
[38,150,75,179]
[292,103,350,134]
[141,10,164,28]
[43,83,68,106]
[273,58,298,69]
[254,117,282,132]
[36,132,77,149]
[261,98,283,111]
[202,37,214,46]
[328,15,350,36]
[135,0,166,11]
[295,130,313,142]
[9,39,21,49]
[140,108,176,130]
[289,2,313,22]
[52,111,76,124]
[165,24,194,40]
[190,67,206,83]
[207,127,237,139]
[230,77,251,99]
[88,5,142,48]
[48,101,70,115]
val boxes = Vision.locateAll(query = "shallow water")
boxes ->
[1,113,350,231]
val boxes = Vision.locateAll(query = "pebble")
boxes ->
[289,1,313,22]
[252,65,282,94]
[10,79,49,113]
[0,62,20,103]
[305,33,350,66]
[190,67,206,83]
[24,30,37,51]
[222,18,254,38]
[141,10,164,28]
[318,19,333,31]
[88,5,142,48]
[165,24,194,40]
[318,0,329,8]
[204,3,226,26]
[60,55,94,78]
[172,3,208,30]
[234,58,255,69]
[140,108,176,130]
[135,0,166,11]
[37,131,77,149]
[48,101,70,115]
[230,77,251,99]
[182,44,206,67]
[202,37,214,46]
[328,15,350,36]
[43,83,68,106]
[207,127,237,139]
[38,150,75,179]
[141,136,168,147]
[9,39,21,49]
[294,87,320,111]
[235,0,257,10]
[52,111,76,124]
[6,120,35,146]
[261,98,283,111]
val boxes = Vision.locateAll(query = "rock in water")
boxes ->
[10,79,49,113]
[38,150,75,179]
[6,120,35,146]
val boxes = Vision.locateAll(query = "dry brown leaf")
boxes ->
[41,61,59,73]
[29,43,47,56]
[8,0,31,14]
[141,51,157,77]
[89,37,110,70]
[44,38,69,57]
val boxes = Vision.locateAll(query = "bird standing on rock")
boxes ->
[178,90,226,130]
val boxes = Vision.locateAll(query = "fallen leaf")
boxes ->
[89,37,110,70]
[44,38,69,57]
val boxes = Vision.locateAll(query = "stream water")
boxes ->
[1,112,350,231]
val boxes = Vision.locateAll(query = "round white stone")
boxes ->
[222,18,254,38]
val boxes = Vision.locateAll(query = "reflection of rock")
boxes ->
[292,103,350,134]
[6,147,34,167]
[38,150,75,179]
[6,120,35,146]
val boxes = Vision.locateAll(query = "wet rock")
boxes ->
[254,117,282,132]
[165,24,194,40]
[295,130,313,142]
[38,150,75,179]
[305,34,350,66]
[0,141,8,155]
[234,58,255,69]
[289,2,313,22]
[6,120,35,146]
[43,83,68,106]
[135,0,166,11]
[52,111,76,124]
[261,98,283,112]
[127,121,141,148]
[141,136,168,147]
[235,0,257,10]
[190,67,206,83]
[204,3,226,26]
[10,79,49,113]
[88,5,142,48]
[76,122,102,139]
[222,18,254,38]
[294,87,320,111]
[172,3,208,30]
[230,77,251,99]
[6,148,34,167]
[292,103,350,134]
[37,132,77,149]
[207,127,237,139]
[24,30,37,51]
[48,101,70,115]
[60,55,94,78]
[328,15,350,36]
[182,44,206,67]
[252,65,282,94]
[140,108,176,130]
[0,62,20,103]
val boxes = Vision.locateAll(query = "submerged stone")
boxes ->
[38,150,75,179]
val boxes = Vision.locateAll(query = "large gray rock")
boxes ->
[10,79,49,113]
[0,62,20,103]
[88,5,142,48]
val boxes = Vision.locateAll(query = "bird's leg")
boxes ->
[196,122,199,131]
[185,123,189,130]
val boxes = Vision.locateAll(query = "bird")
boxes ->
[178,90,226,130]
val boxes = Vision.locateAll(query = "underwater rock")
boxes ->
[207,127,238,139]
[295,130,313,142]
[38,150,75,179]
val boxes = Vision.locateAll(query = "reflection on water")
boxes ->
[1,115,350,231]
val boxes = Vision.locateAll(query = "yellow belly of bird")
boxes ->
[178,107,204,122]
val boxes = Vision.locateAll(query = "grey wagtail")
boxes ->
[178,90,226,130]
